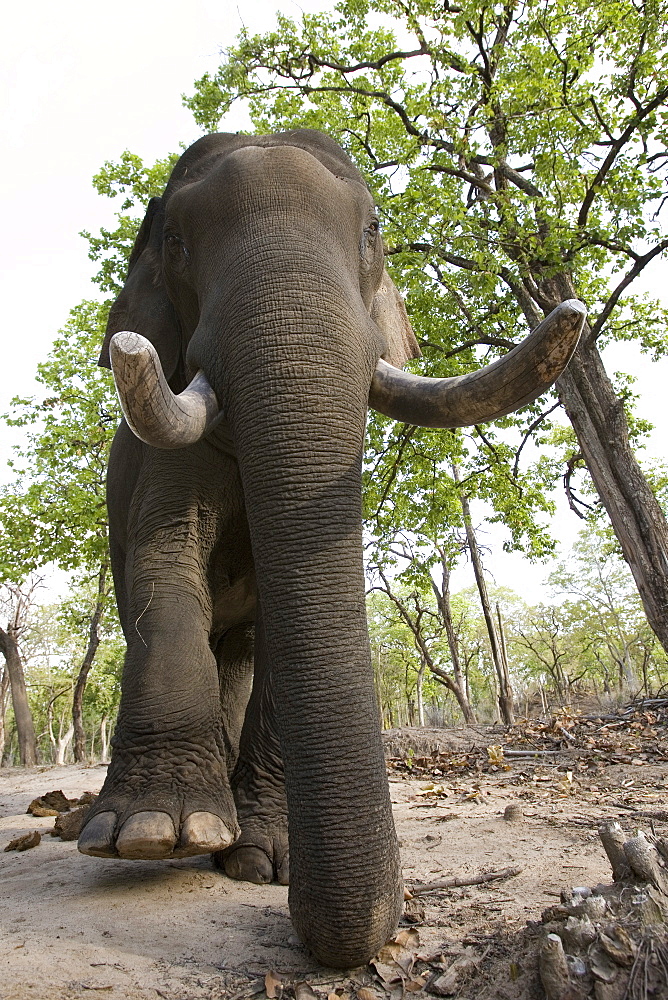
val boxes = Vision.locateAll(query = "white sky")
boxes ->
[2,0,667,603]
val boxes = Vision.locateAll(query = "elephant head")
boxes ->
[96,129,584,967]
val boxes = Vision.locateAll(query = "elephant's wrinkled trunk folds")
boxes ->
[109,299,585,450]
[201,273,403,966]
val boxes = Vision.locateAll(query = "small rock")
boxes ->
[561,914,597,952]
[504,803,524,823]
[574,895,608,921]
[5,830,41,852]
[428,950,479,996]
[590,947,619,984]
[598,927,635,967]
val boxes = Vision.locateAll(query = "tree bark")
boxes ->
[72,562,108,763]
[0,626,38,766]
[553,290,668,656]
[454,465,515,724]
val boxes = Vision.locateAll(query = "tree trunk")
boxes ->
[488,657,501,723]
[73,562,108,763]
[432,555,477,723]
[454,465,515,724]
[0,667,10,765]
[558,332,668,652]
[0,626,38,765]
[100,714,110,763]
[416,657,426,726]
[525,275,668,655]
[55,723,74,765]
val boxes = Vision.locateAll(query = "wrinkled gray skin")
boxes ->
[82,131,417,968]
[78,129,584,967]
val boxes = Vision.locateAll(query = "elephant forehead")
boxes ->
[167,129,367,188]
[167,144,373,228]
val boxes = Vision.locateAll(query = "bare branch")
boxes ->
[562,451,594,518]
[512,402,561,478]
[423,334,516,358]
[307,47,430,75]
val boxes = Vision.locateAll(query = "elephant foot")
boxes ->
[80,809,235,859]
[214,821,289,884]
[78,738,239,860]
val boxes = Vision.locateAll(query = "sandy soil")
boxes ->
[1,727,667,1000]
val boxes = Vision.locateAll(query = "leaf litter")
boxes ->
[2,701,668,999]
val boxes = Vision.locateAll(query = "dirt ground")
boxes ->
[1,717,667,1000]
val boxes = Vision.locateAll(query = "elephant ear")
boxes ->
[370,269,421,368]
[99,197,183,385]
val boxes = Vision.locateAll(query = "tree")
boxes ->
[514,603,595,705]
[367,587,469,726]
[181,0,668,650]
[0,301,120,761]
[7,587,125,765]
[453,462,514,722]
[547,528,667,694]
[372,567,477,722]
[55,570,117,761]
[0,581,40,765]
[367,590,426,726]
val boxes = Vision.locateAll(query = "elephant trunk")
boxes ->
[202,283,402,967]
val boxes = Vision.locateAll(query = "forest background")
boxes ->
[1,0,668,766]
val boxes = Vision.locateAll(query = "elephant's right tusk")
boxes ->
[369,299,586,427]
[109,332,220,449]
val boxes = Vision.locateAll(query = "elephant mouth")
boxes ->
[108,299,585,450]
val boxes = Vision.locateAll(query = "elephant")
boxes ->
[77,128,585,968]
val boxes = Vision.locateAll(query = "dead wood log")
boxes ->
[408,865,523,896]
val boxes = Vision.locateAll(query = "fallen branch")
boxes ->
[611,804,668,822]
[408,865,523,896]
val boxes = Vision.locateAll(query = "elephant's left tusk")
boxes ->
[109,332,220,449]
[369,299,586,428]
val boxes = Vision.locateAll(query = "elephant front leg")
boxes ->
[215,608,289,884]
[80,495,240,860]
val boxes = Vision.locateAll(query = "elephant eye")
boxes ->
[164,231,190,263]
[361,218,381,260]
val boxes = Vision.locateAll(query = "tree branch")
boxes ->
[512,402,561,478]
[386,241,485,274]
[307,47,430,75]
[578,85,668,228]
[423,334,516,358]
[588,238,668,342]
